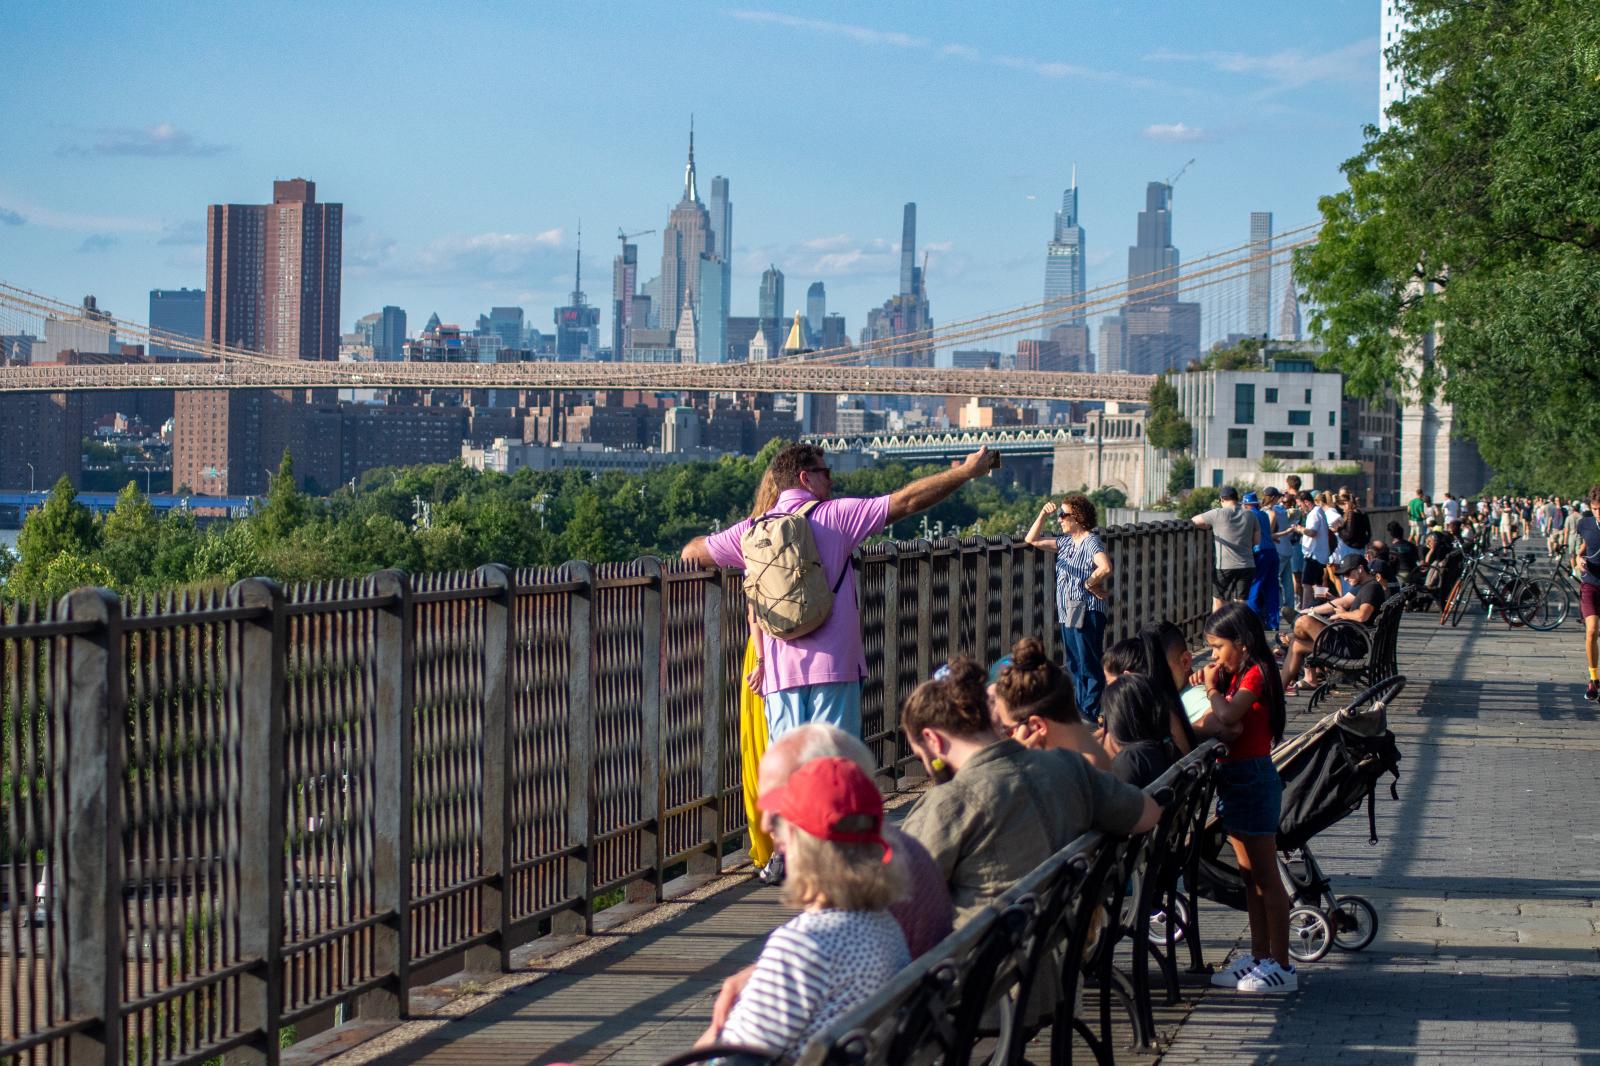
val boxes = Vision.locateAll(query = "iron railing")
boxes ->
[0,521,1226,1065]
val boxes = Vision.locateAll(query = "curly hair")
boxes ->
[993,636,1076,724]
[1059,493,1097,531]
[767,443,826,493]
[901,657,991,740]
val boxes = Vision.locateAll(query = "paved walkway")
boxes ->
[322,612,1600,1066]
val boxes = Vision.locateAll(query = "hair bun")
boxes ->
[1009,637,1048,671]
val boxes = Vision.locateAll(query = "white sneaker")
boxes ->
[1236,958,1298,994]
[1210,953,1258,988]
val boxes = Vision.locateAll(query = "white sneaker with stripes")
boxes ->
[1210,953,1258,988]
[1236,958,1298,993]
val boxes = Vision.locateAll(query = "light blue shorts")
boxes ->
[763,681,863,741]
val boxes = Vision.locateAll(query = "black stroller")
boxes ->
[1177,675,1405,964]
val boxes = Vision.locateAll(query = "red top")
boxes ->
[1222,664,1273,761]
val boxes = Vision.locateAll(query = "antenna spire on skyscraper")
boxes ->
[684,115,699,203]
[573,220,584,306]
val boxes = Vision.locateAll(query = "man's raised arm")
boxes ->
[886,446,1000,524]
[681,535,717,569]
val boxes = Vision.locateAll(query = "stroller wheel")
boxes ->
[1332,895,1379,951]
[1287,906,1333,963]
[1148,895,1190,946]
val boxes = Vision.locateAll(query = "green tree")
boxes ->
[1088,486,1128,513]
[1177,487,1222,520]
[35,551,117,604]
[1167,455,1195,497]
[1146,375,1193,452]
[97,483,163,591]
[257,451,312,544]
[1295,0,1600,492]
[10,477,100,600]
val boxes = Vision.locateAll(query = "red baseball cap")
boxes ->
[758,756,894,864]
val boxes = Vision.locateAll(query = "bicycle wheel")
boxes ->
[1515,576,1570,632]
[1443,577,1470,627]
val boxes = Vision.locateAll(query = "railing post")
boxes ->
[877,545,901,788]
[633,557,665,903]
[914,541,933,680]
[555,562,595,936]
[359,569,412,1021]
[973,541,992,662]
[59,587,124,1066]
[998,536,1016,651]
[468,564,514,974]
[228,578,286,1066]
[694,569,725,876]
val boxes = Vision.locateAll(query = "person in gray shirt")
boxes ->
[1193,486,1261,611]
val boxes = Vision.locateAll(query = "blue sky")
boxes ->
[1,1,1377,351]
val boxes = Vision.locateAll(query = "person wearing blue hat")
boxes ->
[1242,491,1281,631]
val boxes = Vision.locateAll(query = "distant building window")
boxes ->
[1264,431,1295,448]
[1309,432,1316,447]
[1265,387,1278,404]
[1304,388,1313,403]
[1288,410,1311,426]
[1234,383,1256,425]
[1329,410,1336,426]
[1227,428,1249,458]
[1212,467,1224,487]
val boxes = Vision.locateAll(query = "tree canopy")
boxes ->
[1294,0,1600,493]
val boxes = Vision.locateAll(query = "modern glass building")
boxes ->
[149,288,205,359]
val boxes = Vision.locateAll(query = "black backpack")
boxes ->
[1341,508,1372,550]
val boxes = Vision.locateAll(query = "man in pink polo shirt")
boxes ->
[682,442,999,740]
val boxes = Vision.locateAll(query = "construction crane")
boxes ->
[617,227,655,246]
[1167,158,1196,187]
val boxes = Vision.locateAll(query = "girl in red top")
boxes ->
[1193,603,1296,993]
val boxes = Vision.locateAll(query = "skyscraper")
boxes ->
[659,123,712,344]
[477,307,523,352]
[699,255,729,363]
[899,202,917,297]
[758,265,785,326]
[1247,212,1273,339]
[1276,267,1301,342]
[1099,181,1199,374]
[806,282,826,343]
[149,288,205,360]
[376,305,406,359]
[555,228,600,358]
[612,240,638,357]
[861,202,933,366]
[1043,168,1087,334]
[175,178,343,496]
[1380,2,1412,130]
[707,176,732,365]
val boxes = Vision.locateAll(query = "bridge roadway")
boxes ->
[306,612,1600,1066]
[0,359,1156,402]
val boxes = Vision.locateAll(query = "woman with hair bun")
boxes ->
[1025,493,1114,722]
[987,636,1110,770]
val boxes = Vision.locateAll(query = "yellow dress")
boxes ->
[739,634,775,868]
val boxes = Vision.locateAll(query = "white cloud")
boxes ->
[1144,39,1375,96]
[157,219,205,246]
[350,228,569,284]
[76,234,119,253]
[0,207,23,225]
[58,122,232,158]
[1143,122,1210,143]
[729,8,1158,89]
[729,11,928,49]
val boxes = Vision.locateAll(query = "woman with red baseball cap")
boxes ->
[697,756,909,1060]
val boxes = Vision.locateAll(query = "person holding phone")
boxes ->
[1026,493,1114,723]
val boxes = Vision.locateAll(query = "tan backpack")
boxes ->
[740,500,849,640]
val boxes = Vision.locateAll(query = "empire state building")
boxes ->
[660,123,713,339]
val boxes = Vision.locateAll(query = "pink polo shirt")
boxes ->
[705,487,891,694]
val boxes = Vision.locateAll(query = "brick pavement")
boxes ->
[1157,613,1600,1066]
[321,611,1600,1066]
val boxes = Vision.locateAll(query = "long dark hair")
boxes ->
[1138,621,1195,747]
[1202,603,1287,744]
[1102,674,1168,746]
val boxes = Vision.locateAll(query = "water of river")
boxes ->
[0,528,18,552]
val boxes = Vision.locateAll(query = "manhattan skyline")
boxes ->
[1,2,1376,349]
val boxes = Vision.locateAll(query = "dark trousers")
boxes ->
[1060,611,1108,723]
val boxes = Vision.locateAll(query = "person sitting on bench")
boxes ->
[1278,555,1385,694]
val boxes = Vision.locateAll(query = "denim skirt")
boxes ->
[1216,755,1283,837]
